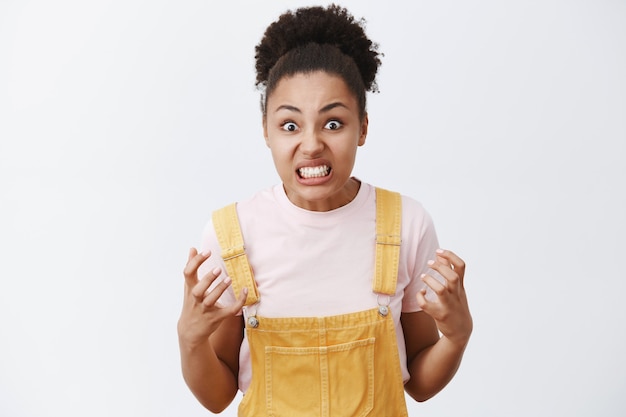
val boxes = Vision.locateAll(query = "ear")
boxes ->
[358,113,368,146]
[263,117,270,148]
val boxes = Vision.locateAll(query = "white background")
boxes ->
[1,0,625,416]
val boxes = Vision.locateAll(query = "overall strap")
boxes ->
[212,188,401,304]
[373,187,402,295]
[212,203,260,306]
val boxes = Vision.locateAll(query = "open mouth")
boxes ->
[297,165,331,179]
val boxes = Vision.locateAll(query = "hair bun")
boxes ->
[255,4,382,92]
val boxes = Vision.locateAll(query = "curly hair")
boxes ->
[255,4,382,118]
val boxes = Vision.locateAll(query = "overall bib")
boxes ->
[212,188,408,417]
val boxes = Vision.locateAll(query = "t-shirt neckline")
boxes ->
[274,178,372,222]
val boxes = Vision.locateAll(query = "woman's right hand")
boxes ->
[177,248,247,347]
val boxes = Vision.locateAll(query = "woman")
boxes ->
[178,4,472,416]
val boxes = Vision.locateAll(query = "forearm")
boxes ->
[404,335,468,402]
[179,337,239,413]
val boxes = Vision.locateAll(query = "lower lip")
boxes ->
[296,170,333,185]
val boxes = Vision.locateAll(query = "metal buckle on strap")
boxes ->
[377,294,391,317]
[243,305,260,328]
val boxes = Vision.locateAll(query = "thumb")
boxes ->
[230,287,248,316]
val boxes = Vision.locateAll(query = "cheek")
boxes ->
[338,140,360,160]
[269,144,292,171]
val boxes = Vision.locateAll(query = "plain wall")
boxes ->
[1,0,625,415]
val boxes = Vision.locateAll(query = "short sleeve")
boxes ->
[400,200,439,313]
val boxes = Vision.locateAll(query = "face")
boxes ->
[263,71,368,212]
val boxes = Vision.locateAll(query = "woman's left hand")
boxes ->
[416,249,473,348]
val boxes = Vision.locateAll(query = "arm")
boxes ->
[402,249,472,402]
[177,248,247,413]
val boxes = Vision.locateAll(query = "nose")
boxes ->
[299,129,324,156]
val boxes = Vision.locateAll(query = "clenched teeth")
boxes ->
[298,165,330,179]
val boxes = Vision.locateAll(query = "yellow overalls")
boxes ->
[212,188,408,417]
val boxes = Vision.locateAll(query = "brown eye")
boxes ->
[282,122,298,132]
[324,120,342,130]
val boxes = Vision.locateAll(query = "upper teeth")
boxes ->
[299,165,330,178]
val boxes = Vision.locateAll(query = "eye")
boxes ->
[281,121,298,132]
[324,120,343,130]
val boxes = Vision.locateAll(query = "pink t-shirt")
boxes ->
[198,181,439,392]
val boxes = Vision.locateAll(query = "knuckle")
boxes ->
[183,264,196,278]
[191,287,204,300]
[433,285,447,296]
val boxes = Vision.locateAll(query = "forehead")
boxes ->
[267,71,357,107]
[268,71,356,101]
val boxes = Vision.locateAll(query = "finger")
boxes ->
[436,249,466,284]
[435,251,451,268]
[427,259,460,290]
[421,272,446,295]
[416,287,429,309]
[226,287,248,316]
[201,275,234,308]
[192,267,222,301]
[187,247,197,263]
[416,288,441,318]
[183,248,211,287]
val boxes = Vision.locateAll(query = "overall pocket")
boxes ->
[266,338,375,417]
